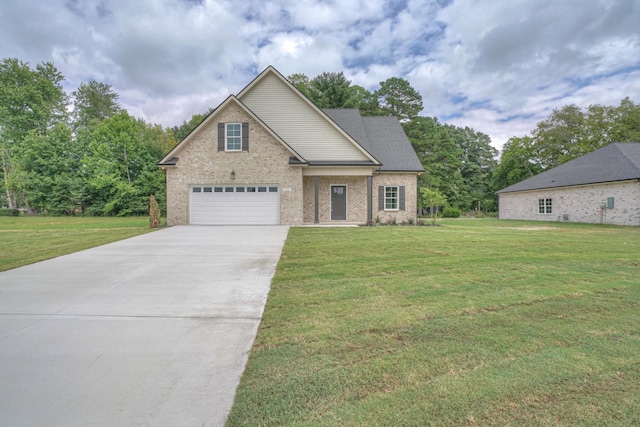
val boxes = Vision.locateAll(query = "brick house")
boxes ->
[158,66,424,226]
[497,143,640,226]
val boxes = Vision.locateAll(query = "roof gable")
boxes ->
[323,109,424,172]
[159,95,305,165]
[497,143,640,193]
[237,67,379,164]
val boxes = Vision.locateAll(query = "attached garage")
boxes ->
[190,185,280,225]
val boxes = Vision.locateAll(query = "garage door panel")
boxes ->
[190,186,280,225]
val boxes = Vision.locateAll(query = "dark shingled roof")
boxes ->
[323,108,424,172]
[497,143,640,193]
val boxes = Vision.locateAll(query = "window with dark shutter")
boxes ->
[218,122,249,152]
[378,185,405,211]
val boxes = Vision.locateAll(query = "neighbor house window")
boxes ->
[385,186,399,210]
[225,123,242,151]
[538,198,552,214]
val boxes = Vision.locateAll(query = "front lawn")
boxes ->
[227,219,640,426]
[0,216,158,272]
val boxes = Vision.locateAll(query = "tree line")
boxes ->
[0,58,178,215]
[3,56,638,216]
[492,98,640,191]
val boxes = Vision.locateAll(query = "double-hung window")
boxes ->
[538,198,552,214]
[385,186,399,210]
[225,123,242,151]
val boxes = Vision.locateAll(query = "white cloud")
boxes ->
[1,0,639,151]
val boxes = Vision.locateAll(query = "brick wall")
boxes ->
[165,102,303,225]
[498,180,640,226]
[300,173,419,224]
[302,176,368,223]
[372,173,419,224]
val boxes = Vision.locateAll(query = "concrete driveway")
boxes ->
[0,225,289,427]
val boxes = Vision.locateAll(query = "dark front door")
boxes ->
[331,185,346,221]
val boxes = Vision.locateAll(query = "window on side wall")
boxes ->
[226,123,242,151]
[538,198,552,214]
[385,186,399,210]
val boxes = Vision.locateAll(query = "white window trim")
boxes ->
[384,186,399,211]
[538,198,552,214]
[225,123,242,152]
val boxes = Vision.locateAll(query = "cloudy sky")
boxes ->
[1,0,639,150]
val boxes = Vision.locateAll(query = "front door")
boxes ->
[331,185,346,221]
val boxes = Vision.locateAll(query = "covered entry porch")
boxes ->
[302,166,374,224]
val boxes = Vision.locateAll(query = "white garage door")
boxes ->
[190,185,280,225]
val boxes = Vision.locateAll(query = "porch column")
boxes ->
[367,176,373,224]
[314,176,319,224]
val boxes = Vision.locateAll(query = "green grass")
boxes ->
[226,219,640,426]
[0,216,159,272]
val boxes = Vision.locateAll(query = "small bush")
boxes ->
[408,217,414,225]
[0,208,20,216]
[442,207,461,218]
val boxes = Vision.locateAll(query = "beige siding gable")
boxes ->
[239,71,374,163]
[159,95,304,165]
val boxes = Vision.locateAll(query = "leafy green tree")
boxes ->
[446,125,498,211]
[288,73,311,98]
[529,99,640,169]
[290,71,383,113]
[84,112,164,216]
[15,123,85,214]
[420,187,447,225]
[170,108,214,141]
[376,77,423,121]
[403,117,466,208]
[607,97,640,143]
[348,85,382,115]
[308,71,354,108]
[71,80,121,132]
[503,98,640,181]
[0,58,68,208]
[491,136,542,191]
[531,104,586,169]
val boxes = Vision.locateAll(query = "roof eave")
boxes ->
[497,177,640,194]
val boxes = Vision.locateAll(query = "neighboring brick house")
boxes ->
[158,66,424,226]
[497,143,640,226]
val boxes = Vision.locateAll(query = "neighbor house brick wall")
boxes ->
[498,180,640,226]
[302,176,368,223]
[165,102,304,225]
[372,173,418,224]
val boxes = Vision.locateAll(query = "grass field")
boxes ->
[226,219,640,426]
[0,216,158,272]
